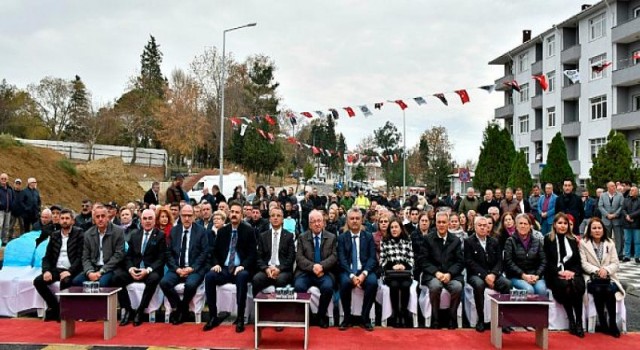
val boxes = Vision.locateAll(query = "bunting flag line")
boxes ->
[634,51,640,60]
[328,108,339,119]
[359,105,373,117]
[434,93,448,106]
[591,61,612,73]
[240,124,248,136]
[503,80,521,92]
[532,74,548,91]
[344,107,356,117]
[301,112,313,119]
[312,146,320,155]
[230,117,241,127]
[413,97,427,106]
[267,132,275,142]
[563,69,580,84]
[241,117,252,124]
[455,90,470,104]
[479,84,496,93]
[394,99,408,110]
[257,129,267,139]
[374,102,384,109]
[264,114,276,125]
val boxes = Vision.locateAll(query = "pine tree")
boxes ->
[473,122,516,193]
[138,35,166,99]
[507,151,533,192]
[588,130,636,193]
[540,132,575,194]
[65,75,91,141]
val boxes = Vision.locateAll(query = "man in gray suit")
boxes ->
[294,209,337,329]
[72,204,126,287]
[598,181,625,259]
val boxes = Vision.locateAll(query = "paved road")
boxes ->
[614,260,640,331]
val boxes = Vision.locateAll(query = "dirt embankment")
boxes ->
[0,143,144,212]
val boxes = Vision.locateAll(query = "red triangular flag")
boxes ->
[532,75,548,91]
[257,129,267,139]
[343,107,356,117]
[634,52,640,60]
[287,137,297,144]
[454,90,470,104]
[267,132,274,141]
[265,114,276,125]
[229,117,242,127]
[504,80,521,92]
[312,146,320,155]
[301,112,313,119]
[394,100,408,110]
[592,61,612,73]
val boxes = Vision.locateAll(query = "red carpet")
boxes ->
[0,318,636,349]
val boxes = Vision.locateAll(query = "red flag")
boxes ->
[504,80,521,92]
[634,52,640,60]
[312,146,320,155]
[229,117,241,127]
[592,61,612,73]
[455,90,470,104]
[267,132,274,141]
[394,100,408,110]
[347,154,355,163]
[257,129,267,139]
[532,75,548,91]
[264,114,276,125]
[301,112,313,119]
[343,107,356,117]
[287,137,297,144]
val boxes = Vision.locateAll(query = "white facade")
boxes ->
[490,1,640,187]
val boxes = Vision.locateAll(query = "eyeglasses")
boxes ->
[378,220,389,223]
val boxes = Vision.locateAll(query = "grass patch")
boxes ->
[0,134,22,149]
[57,158,77,177]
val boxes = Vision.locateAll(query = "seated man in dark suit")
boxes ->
[159,205,209,325]
[417,211,464,329]
[252,207,295,294]
[337,208,378,331]
[293,210,338,329]
[113,209,166,326]
[464,216,511,332]
[203,201,256,333]
[72,205,125,287]
[33,208,84,321]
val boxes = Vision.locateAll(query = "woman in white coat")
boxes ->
[580,217,625,338]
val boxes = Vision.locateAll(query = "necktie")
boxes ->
[270,231,279,266]
[140,231,150,268]
[179,230,188,267]
[228,229,238,271]
[314,236,321,263]
[351,235,359,273]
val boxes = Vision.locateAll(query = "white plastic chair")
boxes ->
[584,293,627,333]
[547,289,589,331]
[214,283,253,323]
[418,285,462,328]
[163,282,206,323]
[124,282,164,323]
[308,286,335,326]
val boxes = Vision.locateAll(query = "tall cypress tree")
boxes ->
[588,130,636,193]
[138,35,166,99]
[540,132,575,194]
[507,151,533,192]
[65,75,91,140]
[473,122,516,193]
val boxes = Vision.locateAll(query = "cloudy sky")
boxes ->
[0,0,591,163]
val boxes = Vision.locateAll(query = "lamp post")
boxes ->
[402,109,406,205]
[219,22,256,194]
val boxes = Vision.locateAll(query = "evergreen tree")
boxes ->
[507,151,533,192]
[373,121,403,190]
[65,75,91,140]
[540,132,575,194]
[336,133,347,180]
[137,35,166,99]
[588,130,636,193]
[473,122,516,193]
[352,164,367,182]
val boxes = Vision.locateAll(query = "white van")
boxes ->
[187,172,247,204]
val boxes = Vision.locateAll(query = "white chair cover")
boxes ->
[463,283,494,327]
[308,286,334,325]
[418,285,462,328]
[163,282,206,323]
[584,292,627,333]
[214,283,253,323]
[126,282,164,320]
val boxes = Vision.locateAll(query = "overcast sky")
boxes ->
[0,0,592,163]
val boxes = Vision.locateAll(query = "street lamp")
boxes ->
[219,22,257,194]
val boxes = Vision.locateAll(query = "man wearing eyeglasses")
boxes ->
[75,199,93,231]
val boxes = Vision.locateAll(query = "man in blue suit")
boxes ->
[537,183,557,235]
[337,208,378,331]
[159,205,209,325]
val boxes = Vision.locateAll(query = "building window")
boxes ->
[519,115,530,134]
[590,138,606,159]
[519,83,530,103]
[520,147,530,163]
[546,35,555,57]
[634,140,640,158]
[590,95,607,120]
[518,52,529,73]
[633,50,640,65]
[547,71,556,92]
[590,53,607,80]
[589,13,606,41]
[634,6,640,18]
[633,94,640,111]
[547,107,556,127]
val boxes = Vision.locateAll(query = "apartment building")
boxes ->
[489,1,640,187]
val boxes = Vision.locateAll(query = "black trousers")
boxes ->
[252,270,293,295]
[33,269,74,310]
[204,268,251,319]
[468,275,511,321]
[112,268,163,312]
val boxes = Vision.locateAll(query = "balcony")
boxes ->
[531,60,543,75]
[612,110,640,130]
[530,163,542,176]
[494,104,514,119]
[569,160,581,175]
[612,63,640,87]
[531,95,542,109]
[530,128,543,142]
[494,74,515,90]
[561,83,581,100]
[561,44,581,64]
[561,121,581,137]
[612,16,640,44]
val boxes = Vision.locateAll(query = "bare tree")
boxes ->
[28,76,72,140]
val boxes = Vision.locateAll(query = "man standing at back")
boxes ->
[555,179,584,235]
[458,187,479,216]
[165,175,186,205]
[294,210,337,329]
[160,205,209,325]
[537,183,557,235]
[23,177,41,232]
[203,201,256,333]
[337,208,378,331]
[0,174,14,245]
[144,182,160,207]
[599,181,625,259]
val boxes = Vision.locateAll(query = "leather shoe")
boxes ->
[169,311,182,325]
[235,320,245,333]
[133,310,144,327]
[475,322,485,332]
[430,321,440,329]
[502,326,512,334]
[318,316,329,329]
[120,308,132,326]
[609,325,621,338]
[362,321,374,332]
[44,308,60,322]
[203,316,222,331]
[338,320,352,331]
[448,321,457,330]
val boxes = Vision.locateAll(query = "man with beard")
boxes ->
[33,209,84,321]
[165,175,186,205]
[555,179,584,235]
[74,199,93,231]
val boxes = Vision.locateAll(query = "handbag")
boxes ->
[385,269,412,282]
[587,274,612,294]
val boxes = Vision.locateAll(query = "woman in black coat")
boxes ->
[380,217,414,328]
[544,212,585,338]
